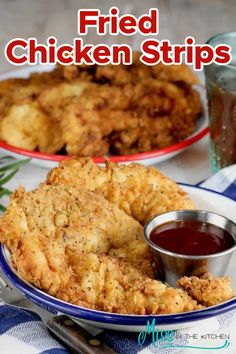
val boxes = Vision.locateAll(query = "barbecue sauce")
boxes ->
[150,220,235,256]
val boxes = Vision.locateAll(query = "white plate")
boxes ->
[0,66,208,168]
[0,185,235,332]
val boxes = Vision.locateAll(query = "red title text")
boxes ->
[4,7,232,70]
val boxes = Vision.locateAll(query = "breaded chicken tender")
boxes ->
[0,103,63,153]
[110,80,202,155]
[56,79,202,156]
[57,252,202,314]
[39,80,92,120]
[0,56,203,156]
[0,185,153,278]
[178,276,234,307]
[46,158,194,224]
[61,102,109,156]
[0,68,65,153]
[0,184,202,314]
[60,85,137,155]
[0,67,64,116]
[0,161,234,314]
[0,78,41,120]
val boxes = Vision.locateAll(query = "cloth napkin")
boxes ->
[0,165,236,354]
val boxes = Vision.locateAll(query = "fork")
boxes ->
[0,270,115,354]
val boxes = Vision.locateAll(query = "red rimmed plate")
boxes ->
[0,66,209,168]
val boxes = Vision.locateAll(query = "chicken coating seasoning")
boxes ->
[0,185,201,314]
[46,158,195,225]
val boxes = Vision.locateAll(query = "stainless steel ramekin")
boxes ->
[144,210,236,286]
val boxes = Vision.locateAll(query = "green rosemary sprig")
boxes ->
[0,157,30,212]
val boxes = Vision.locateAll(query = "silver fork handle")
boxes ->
[45,315,116,354]
[0,270,116,354]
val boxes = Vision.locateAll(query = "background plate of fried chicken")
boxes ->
[0,59,208,168]
[0,160,235,332]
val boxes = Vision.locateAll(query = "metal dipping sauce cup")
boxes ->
[144,210,236,287]
[204,32,236,173]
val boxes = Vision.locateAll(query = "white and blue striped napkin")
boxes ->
[0,164,236,354]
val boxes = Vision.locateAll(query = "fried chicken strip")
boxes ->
[109,80,202,155]
[0,183,203,314]
[46,158,194,224]
[38,80,93,121]
[58,252,202,314]
[0,102,63,153]
[178,276,234,307]
[0,185,153,278]
[0,70,66,153]
[0,57,202,156]
[57,79,202,156]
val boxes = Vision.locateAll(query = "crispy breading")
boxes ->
[95,64,133,85]
[61,103,109,156]
[46,158,194,224]
[0,103,63,153]
[178,276,234,306]
[151,63,200,85]
[58,79,202,155]
[39,80,92,120]
[0,68,64,109]
[110,80,202,154]
[60,63,94,82]
[0,184,203,314]
[0,69,64,123]
[0,161,234,314]
[57,252,202,314]
[0,79,32,119]
[60,89,137,155]
[0,185,154,278]
[0,56,203,155]
[29,66,64,85]
[59,83,135,155]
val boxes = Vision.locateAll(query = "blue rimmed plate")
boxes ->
[0,184,235,332]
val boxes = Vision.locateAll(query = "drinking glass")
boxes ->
[204,32,236,173]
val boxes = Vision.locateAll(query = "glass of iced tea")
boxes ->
[205,32,236,173]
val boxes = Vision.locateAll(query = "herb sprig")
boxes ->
[0,157,30,212]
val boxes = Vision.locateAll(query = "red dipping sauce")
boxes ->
[150,220,235,256]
